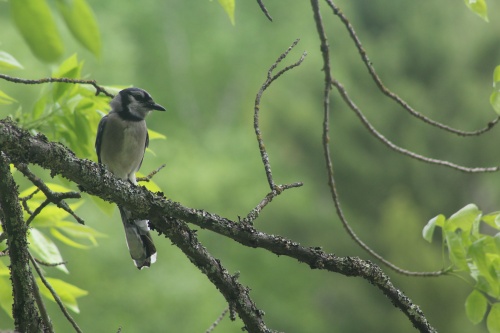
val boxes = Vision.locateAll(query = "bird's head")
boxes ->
[110,87,166,121]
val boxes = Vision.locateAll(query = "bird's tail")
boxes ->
[118,206,157,269]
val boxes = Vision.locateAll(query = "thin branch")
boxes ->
[28,252,83,333]
[0,73,114,98]
[332,79,499,173]
[16,163,84,224]
[256,0,273,22]
[136,164,166,182]
[243,182,303,224]
[30,270,54,333]
[20,188,40,215]
[323,0,500,136]
[311,0,446,279]
[254,39,306,190]
[205,307,229,333]
[34,258,68,267]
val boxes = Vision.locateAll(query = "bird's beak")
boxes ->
[150,102,166,111]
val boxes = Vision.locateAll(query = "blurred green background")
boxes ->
[1,0,500,332]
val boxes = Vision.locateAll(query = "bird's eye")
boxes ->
[134,92,152,103]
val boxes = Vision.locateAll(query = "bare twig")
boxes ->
[136,164,166,182]
[311,0,446,278]
[244,182,303,223]
[30,270,54,332]
[25,199,50,226]
[256,0,273,21]
[16,163,84,224]
[254,39,306,190]
[323,0,499,136]
[28,252,83,333]
[0,73,114,98]
[332,79,500,173]
[205,307,229,333]
[34,258,68,267]
[20,188,40,215]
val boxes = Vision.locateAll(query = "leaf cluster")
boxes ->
[424,204,500,332]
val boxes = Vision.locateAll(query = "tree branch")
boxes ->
[0,74,114,98]
[0,118,437,332]
[323,0,500,136]
[0,152,45,332]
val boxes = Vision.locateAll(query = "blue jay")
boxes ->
[95,87,166,269]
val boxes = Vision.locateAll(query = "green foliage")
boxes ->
[0,51,23,70]
[55,0,101,57]
[9,0,100,62]
[36,277,88,313]
[490,65,500,115]
[464,0,489,22]
[16,54,111,157]
[424,204,500,331]
[217,0,235,25]
[0,180,106,317]
[10,0,64,63]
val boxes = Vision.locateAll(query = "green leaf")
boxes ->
[0,51,24,70]
[490,91,500,115]
[19,183,74,200]
[218,0,235,25]
[446,204,481,233]
[493,66,500,87]
[445,231,469,271]
[49,221,106,249]
[423,214,444,242]
[11,0,64,62]
[466,290,488,325]
[36,277,88,313]
[52,54,82,102]
[0,276,13,318]
[488,303,500,333]
[483,212,500,230]
[0,260,9,276]
[0,90,17,105]
[464,0,489,22]
[55,0,101,57]
[29,203,82,227]
[28,229,69,273]
[90,196,115,216]
[148,128,167,140]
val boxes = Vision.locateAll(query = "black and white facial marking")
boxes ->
[110,87,166,121]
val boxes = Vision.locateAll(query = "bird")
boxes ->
[95,87,166,269]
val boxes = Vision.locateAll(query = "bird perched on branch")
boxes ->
[95,87,166,269]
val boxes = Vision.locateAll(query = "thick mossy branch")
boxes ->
[0,153,46,333]
[0,118,436,333]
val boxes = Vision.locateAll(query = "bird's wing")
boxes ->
[95,115,109,163]
[137,130,149,171]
